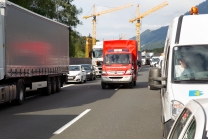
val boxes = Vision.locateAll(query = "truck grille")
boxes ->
[107,71,125,75]
[109,77,123,79]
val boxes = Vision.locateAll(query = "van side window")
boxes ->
[162,38,169,77]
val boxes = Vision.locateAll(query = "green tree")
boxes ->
[9,0,32,9]
[30,0,56,19]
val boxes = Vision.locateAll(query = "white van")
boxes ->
[149,14,208,138]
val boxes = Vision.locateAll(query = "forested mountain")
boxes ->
[132,0,208,51]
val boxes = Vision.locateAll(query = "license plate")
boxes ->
[68,77,73,79]
[112,79,120,81]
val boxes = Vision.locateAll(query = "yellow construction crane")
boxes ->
[119,34,126,40]
[83,3,133,46]
[129,1,168,50]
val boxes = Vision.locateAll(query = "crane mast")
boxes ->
[83,3,133,47]
[129,1,168,50]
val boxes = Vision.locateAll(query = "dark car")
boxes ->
[81,64,96,81]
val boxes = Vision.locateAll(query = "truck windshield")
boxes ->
[173,45,208,81]
[104,54,131,64]
[92,48,103,58]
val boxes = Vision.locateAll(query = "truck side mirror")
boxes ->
[92,51,95,57]
[148,67,167,90]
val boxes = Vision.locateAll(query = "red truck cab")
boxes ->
[101,40,138,89]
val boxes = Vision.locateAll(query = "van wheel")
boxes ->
[161,110,174,138]
[162,120,171,139]
[56,76,61,92]
[16,79,25,105]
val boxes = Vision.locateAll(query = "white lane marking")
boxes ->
[26,94,41,99]
[61,84,74,88]
[53,109,91,134]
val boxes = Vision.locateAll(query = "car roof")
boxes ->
[194,98,208,131]
[187,98,208,131]
[69,65,81,66]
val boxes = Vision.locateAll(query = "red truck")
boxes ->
[101,40,138,89]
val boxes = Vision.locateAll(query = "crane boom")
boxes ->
[129,1,168,23]
[129,1,168,51]
[119,34,126,40]
[83,3,133,57]
[83,3,133,19]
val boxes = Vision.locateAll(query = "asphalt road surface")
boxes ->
[0,65,162,139]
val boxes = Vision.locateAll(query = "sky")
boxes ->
[72,0,205,41]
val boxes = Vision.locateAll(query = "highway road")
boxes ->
[0,66,162,139]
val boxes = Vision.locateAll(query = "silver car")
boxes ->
[167,98,208,139]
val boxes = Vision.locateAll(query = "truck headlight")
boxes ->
[171,100,184,120]
[76,73,81,76]
[125,69,132,75]
[102,70,107,75]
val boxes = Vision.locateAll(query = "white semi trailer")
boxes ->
[91,41,103,77]
[0,0,69,105]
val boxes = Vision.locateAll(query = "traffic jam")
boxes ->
[0,0,207,139]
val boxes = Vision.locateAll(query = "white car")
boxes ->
[155,56,164,69]
[67,65,86,83]
[167,98,208,139]
[150,57,160,67]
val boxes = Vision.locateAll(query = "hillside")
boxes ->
[131,0,208,51]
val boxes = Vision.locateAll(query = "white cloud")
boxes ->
[73,0,205,40]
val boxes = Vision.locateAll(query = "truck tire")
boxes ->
[56,76,61,92]
[45,77,52,95]
[52,77,57,94]
[128,79,133,89]
[101,82,106,89]
[133,81,136,86]
[16,79,25,105]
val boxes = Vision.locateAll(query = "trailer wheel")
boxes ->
[45,77,52,95]
[16,79,25,105]
[52,77,57,94]
[56,76,61,92]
